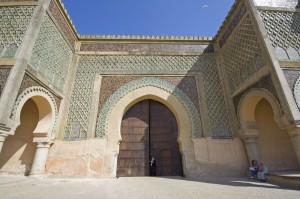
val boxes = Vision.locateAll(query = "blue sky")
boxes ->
[61,0,235,37]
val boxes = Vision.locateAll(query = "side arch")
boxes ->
[96,77,202,139]
[10,86,58,141]
[238,88,284,131]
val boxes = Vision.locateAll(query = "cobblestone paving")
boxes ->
[0,176,299,199]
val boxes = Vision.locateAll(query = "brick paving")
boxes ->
[0,176,299,199]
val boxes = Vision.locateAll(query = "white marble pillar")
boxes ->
[29,142,51,176]
[243,136,260,164]
[0,134,8,154]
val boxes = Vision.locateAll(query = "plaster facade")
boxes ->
[0,0,300,177]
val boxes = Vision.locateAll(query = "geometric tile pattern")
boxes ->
[0,6,36,58]
[222,15,265,91]
[259,10,300,61]
[202,60,232,138]
[64,55,233,139]
[29,14,72,92]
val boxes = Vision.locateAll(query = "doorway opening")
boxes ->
[0,99,38,175]
[117,99,183,177]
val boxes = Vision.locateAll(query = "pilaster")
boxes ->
[0,0,52,129]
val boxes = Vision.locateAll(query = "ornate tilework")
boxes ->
[259,10,300,61]
[202,61,232,138]
[222,15,266,91]
[65,54,232,139]
[29,14,73,92]
[98,76,199,113]
[0,6,36,58]
[11,86,58,138]
[219,4,247,48]
[95,77,202,138]
[48,0,76,50]
[0,68,11,99]
[283,69,300,91]
[18,73,61,113]
[233,75,280,113]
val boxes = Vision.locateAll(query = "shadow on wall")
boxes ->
[0,99,38,176]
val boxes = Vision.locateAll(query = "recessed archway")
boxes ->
[239,89,299,170]
[103,86,197,178]
[0,86,58,176]
[0,98,38,175]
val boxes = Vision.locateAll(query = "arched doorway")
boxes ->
[0,99,38,175]
[117,99,183,177]
[255,98,298,170]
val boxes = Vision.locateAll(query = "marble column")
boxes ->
[29,142,51,176]
[243,136,260,164]
[288,128,300,166]
[0,133,8,154]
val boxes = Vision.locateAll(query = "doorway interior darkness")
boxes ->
[117,99,183,177]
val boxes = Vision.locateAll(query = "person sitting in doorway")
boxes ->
[249,160,259,179]
[257,162,268,181]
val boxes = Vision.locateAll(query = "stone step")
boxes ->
[267,170,300,189]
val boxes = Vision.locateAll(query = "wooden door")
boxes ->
[117,100,183,177]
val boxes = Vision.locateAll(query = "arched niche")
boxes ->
[102,86,197,178]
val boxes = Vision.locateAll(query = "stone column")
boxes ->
[0,133,8,154]
[29,142,51,176]
[243,136,260,164]
[288,128,300,166]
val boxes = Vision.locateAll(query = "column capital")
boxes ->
[36,142,52,149]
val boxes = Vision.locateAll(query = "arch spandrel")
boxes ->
[96,77,202,139]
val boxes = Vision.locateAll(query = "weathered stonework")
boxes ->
[80,43,213,54]
[254,0,299,8]
[0,6,36,58]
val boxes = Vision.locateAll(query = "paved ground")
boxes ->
[0,175,299,199]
